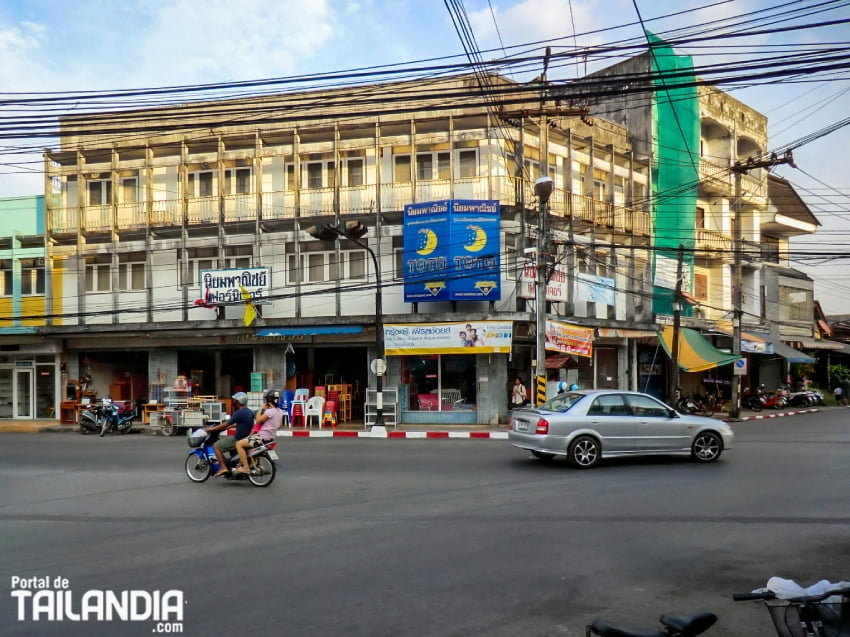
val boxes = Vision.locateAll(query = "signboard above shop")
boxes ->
[199,267,271,305]
[402,200,501,303]
[384,321,513,355]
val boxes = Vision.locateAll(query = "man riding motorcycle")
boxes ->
[208,392,254,478]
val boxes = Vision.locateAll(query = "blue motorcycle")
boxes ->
[184,429,278,487]
[98,398,137,436]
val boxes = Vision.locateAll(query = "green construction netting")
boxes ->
[648,32,700,315]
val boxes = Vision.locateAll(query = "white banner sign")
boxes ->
[384,321,513,355]
[199,267,271,305]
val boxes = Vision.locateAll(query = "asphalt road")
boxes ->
[1,412,849,637]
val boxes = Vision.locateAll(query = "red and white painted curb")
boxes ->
[277,429,509,440]
[734,407,820,421]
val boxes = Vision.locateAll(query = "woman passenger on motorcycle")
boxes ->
[233,390,283,475]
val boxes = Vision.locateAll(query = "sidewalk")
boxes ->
[0,405,834,437]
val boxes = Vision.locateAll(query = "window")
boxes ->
[0,259,11,296]
[20,258,45,296]
[458,150,477,178]
[118,253,145,291]
[696,206,705,229]
[347,159,364,186]
[394,155,411,183]
[182,247,217,287]
[85,255,111,292]
[694,273,708,300]
[307,163,324,189]
[779,285,812,322]
[226,168,251,194]
[416,154,433,181]
[121,178,138,203]
[224,245,252,269]
[89,180,112,205]
[188,171,214,197]
[287,249,368,285]
[587,394,628,416]
[625,394,670,418]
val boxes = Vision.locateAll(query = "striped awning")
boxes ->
[659,326,741,372]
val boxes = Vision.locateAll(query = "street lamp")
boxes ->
[534,176,554,406]
[306,220,385,431]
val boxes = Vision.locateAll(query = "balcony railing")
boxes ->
[695,228,732,254]
[47,176,650,237]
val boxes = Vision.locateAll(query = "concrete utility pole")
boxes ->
[729,151,795,418]
[668,244,685,405]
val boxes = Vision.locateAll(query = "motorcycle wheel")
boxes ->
[248,455,276,487]
[185,454,211,483]
[159,418,176,436]
[747,398,763,412]
[119,419,134,434]
[79,418,92,435]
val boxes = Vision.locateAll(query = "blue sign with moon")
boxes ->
[403,200,501,302]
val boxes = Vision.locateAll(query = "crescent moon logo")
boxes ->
[416,228,438,256]
[464,225,487,252]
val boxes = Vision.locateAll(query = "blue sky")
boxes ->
[1,0,848,310]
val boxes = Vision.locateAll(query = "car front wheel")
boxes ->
[568,436,600,469]
[691,432,722,462]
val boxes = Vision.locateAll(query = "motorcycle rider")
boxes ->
[233,389,283,475]
[208,392,254,477]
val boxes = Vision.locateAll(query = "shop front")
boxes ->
[0,338,61,419]
[385,320,512,425]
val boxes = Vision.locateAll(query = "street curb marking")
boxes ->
[732,407,820,421]
[277,430,510,440]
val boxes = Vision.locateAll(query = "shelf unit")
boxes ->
[364,387,398,428]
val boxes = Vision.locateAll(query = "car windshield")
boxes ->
[537,392,583,413]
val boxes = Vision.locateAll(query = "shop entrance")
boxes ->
[177,349,253,397]
[0,367,35,418]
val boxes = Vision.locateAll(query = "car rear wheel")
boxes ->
[530,450,555,461]
[691,431,722,462]
[568,436,600,469]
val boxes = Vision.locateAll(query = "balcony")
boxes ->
[695,228,732,255]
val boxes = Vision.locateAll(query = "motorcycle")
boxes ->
[761,385,788,410]
[184,429,278,487]
[97,398,137,436]
[78,400,108,435]
[742,386,765,412]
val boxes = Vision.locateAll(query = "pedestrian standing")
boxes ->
[511,377,528,408]
[834,385,843,405]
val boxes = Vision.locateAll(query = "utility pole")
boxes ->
[729,151,794,418]
[668,244,685,405]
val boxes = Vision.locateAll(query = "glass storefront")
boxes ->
[401,354,477,411]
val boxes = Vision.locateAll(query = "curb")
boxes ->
[733,407,821,421]
[277,429,510,440]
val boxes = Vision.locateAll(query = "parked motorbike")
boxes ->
[184,429,277,487]
[97,398,137,436]
[761,385,788,410]
[742,386,765,412]
[78,400,107,435]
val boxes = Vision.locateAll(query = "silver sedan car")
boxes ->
[509,390,733,468]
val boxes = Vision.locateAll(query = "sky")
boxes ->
[0,0,848,311]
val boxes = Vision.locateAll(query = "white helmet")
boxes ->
[232,392,249,406]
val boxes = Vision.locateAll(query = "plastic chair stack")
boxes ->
[305,396,325,427]
[290,402,305,428]
[321,399,337,429]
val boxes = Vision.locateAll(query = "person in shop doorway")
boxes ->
[511,377,528,408]
[207,392,255,477]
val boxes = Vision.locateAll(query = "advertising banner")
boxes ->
[518,258,568,302]
[403,200,501,302]
[545,319,594,358]
[384,321,513,355]
[199,267,270,305]
[575,272,616,306]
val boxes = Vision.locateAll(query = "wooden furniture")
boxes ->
[60,401,77,423]
[143,403,165,424]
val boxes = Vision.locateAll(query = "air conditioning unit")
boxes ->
[35,257,45,267]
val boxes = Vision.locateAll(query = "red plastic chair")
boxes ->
[290,402,306,428]
[321,399,338,429]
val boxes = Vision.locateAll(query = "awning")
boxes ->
[544,354,578,369]
[766,341,816,364]
[658,326,741,372]
[596,328,658,338]
[748,333,818,363]
[786,337,844,351]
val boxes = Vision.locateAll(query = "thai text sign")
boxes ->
[545,319,594,358]
[403,200,501,302]
[384,321,513,355]
[199,267,270,304]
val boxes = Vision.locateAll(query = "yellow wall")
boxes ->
[21,297,46,327]
[0,298,13,327]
